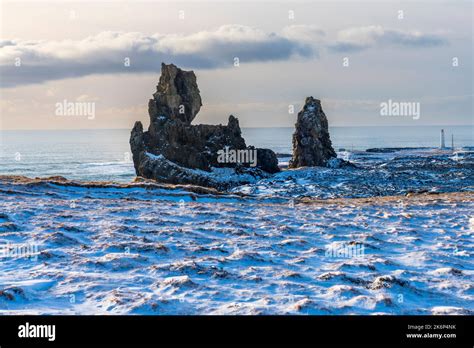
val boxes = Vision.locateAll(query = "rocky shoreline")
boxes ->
[130,63,340,190]
[1,174,471,202]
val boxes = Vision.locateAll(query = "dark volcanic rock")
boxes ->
[254,147,280,174]
[135,152,269,191]
[151,62,202,124]
[130,63,279,189]
[289,97,336,168]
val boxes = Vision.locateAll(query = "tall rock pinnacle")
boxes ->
[289,97,336,168]
[130,63,279,190]
[149,63,202,124]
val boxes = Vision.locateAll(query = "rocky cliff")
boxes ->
[130,63,279,190]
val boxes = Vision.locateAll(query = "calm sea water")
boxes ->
[0,126,472,182]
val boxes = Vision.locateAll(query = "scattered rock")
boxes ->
[327,157,356,169]
[161,275,197,289]
[368,275,408,290]
[0,287,25,301]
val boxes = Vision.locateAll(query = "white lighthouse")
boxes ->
[440,129,446,149]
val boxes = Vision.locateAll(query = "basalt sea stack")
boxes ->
[130,63,279,190]
[289,97,337,168]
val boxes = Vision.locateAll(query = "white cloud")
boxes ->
[0,25,448,87]
[330,25,447,52]
[282,25,326,42]
[0,25,316,87]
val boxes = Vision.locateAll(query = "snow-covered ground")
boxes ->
[0,148,473,315]
[0,189,472,314]
[234,148,474,198]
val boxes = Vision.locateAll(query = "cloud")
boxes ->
[0,25,316,87]
[0,25,448,87]
[282,25,326,42]
[329,25,447,52]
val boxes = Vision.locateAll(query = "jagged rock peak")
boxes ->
[129,63,280,190]
[150,63,202,124]
[289,96,336,168]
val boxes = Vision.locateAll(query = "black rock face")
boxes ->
[150,62,202,125]
[289,97,336,168]
[130,63,279,189]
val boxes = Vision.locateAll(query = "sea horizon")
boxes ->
[1,123,473,131]
[1,125,472,183]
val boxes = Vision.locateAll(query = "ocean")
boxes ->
[0,125,472,182]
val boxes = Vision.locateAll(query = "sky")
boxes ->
[0,0,472,130]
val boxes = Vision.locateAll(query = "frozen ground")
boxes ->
[235,148,474,198]
[0,148,472,315]
[0,182,473,315]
